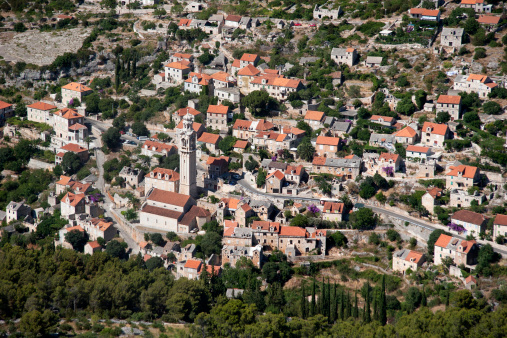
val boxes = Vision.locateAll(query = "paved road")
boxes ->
[94,133,139,254]
[237,179,507,256]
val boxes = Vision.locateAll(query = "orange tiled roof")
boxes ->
[198,132,220,144]
[176,106,201,117]
[147,188,192,207]
[55,108,83,120]
[446,165,478,179]
[27,102,57,110]
[147,168,180,181]
[379,153,399,162]
[61,143,87,153]
[68,123,87,130]
[316,136,340,146]
[437,95,462,105]
[174,52,192,59]
[285,165,303,176]
[165,61,191,70]
[427,187,443,198]
[206,155,229,166]
[251,221,280,232]
[410,8,439,16]
[478,15,500,24]
[66,225,85,232]
[211,71,230,82]
[221,197,241,210]
[56,175,73,186]
[226,15,242,22]
[279,225,308,237]
[422,122,448,136]
[435,234,452,248]
[185,259,203,270]
[305,110,325,121]
[87,240,101,249]
[62,82,92,92]
[467,74,489,82]
[461,0,483,4]
[346,47,355,53]
[142,140,176,153]
[234,140,248,149]
[312,156,327,165]
[241,53,259,62]
[176,121,203,132]
[178,18,191,26]
[238,64,261,76]
[232,59,241,68]
[406,145,429,153]
[405,251,424,264]
[267,170,285,181]
[207,104,229,115]
[452,210,487,226]
[494,214,507,226]
[394,126,417,138]
[0,101,12,110]
[62,192,86,207]
[371,115,394,123]
[323,202,344,213]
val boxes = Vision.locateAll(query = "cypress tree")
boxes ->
[340,290,344,320]
[445,289,450,308]
[311,279,316,316]
[127,57,131,79]
[326,279,331,319]
[373,292,378,321]
[354,291,359,319]
[422,287,427,307]
[301,283,307,319]
[115,57,120,91]
[320,278,325,316]
[380,275,387,326]
[365,282,371,323]
[132,53,137,78]
[347,292,352,318]
[330,282,336,322]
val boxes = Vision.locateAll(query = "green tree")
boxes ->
[427,229,451,256]
[64,230,88,252]
[20,310,59,337]
[483,101,502,115]
[464,17,480,34]
[145,257,164,271]
[85,93,100,114]
[396,97,416,115]
[132,121,149,136]
[256,168,267,187]
[379,275,387,325]
[297,140,315,161]
[375,192,386,204]
[435,111,451,124]
[201,231,222,257]
[396,76,409,87]
[296,121,312,136]
[61,152,83,175]
[153,7,167,18]
[15,102,27,117]
[242,90,270,116]
[350,208,376,230]
[102,127,122,149]
[219,135,236,155]
[106,240,127,259]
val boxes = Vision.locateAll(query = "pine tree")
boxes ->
[380,275,387,325]
[373,292,378,321]
[311,279,316,316]
[365,282,371,323]
[301,284,307,319]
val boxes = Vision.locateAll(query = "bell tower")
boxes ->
[178,113,197,197]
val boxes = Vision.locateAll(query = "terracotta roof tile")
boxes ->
[312,156,327,165]
[147,168,180,181]
[437,95,462,105]
[267,170,285,180]
[379,153,399,162]
[147,188,192,207]
[446,165,478,179]
[323,202,344,213]
[165,61,191,70]
[198,132,221,144]
[395,126,417,138]
[316,136,340,146]
[62,82,92,92]
[435,234,452,248]
[62,192,86,207]
[238,64,261,76]
[27,102,57,110]
[371,115,394,123]
[405,250,424,264]
[0,101,12,110]
[240,53,259,62]
[305,110,325,121]
[422,122,449,136]
[61,143,87,153]
[234,140,248,149]
[494,214,507,226]
[406,145,429,153]
[143,140,177,153]
[176,106,201,117]
[207,104,229,115]
[452,210,487,226]
[279,225,308,237]
[140,204,183,219]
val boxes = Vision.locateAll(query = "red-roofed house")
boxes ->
[285,165,306,185]
[406,145,432,159]
[451,210,488,234]
[322,202,345,222]
[207,104,230,132]
[55,225,85,249]
[164,61,192,82]
[237,64,261,90]
[436,95,462,121]
[80,218,116,242]
[250,75,304,101]
[61,82,92,106]
[434,234,478,266]
[206,156,230,179]
[393,126,418,145]
[53,108,87,143]
[378,153,401,175]
[225,15,242,27]
[84,241,102,255]
[446,165,480,189]
[460,0,491,13]
[331,48,358,67]
[55,143,89,164]
[421,122,450,148]
[197,132,222,153]
[232,119,275,140]
[493,214,507,242]
[266,170,285,193]
[61,192,86,218]
[0,100,13,122]
[453,73,497,98]
[240,53,260,68]
[315,136,340,156]
[173,106,203,125]
[393,249,425,273]
[408,8,440,21]
[170,52,194,64]
[304,110,326,128]
[144,168,180,194]
[141,140,178,157]
[233,140,249,153]
[478,15,500,30]
[184,72,212,94]
[370,115,395,126]
[27,101,57,124]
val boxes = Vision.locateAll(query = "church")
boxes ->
[139,113,210,233]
